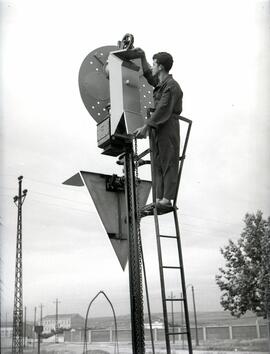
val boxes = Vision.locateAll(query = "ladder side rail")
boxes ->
[179,116,192,124]
[153,208,171,353]
[173,209,193,354]
[148,128,157,204]
[140,245,156,354]
[148,128,171,354]
[174,118,192,207]
[136,148,150,160]
[175,116,193,354]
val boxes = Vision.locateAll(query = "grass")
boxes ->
[193,338,269,352]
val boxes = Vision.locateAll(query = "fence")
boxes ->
[63,323,268,343]
[2,323,267,346]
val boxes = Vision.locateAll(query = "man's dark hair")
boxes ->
[153,52,173,72]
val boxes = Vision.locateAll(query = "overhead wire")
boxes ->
[0,175,248,227]
[0,195,238,239]
[0,187,90,205]
[0,184,244,245]
[0,193,94,215]
[0,174,77,190]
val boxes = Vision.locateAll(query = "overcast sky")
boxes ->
[1,0,270,323]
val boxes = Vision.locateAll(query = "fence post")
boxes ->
[203,327,207,341]
[256,319,261,338]
[229,326,233,340]
[88,329,92,343]
[109,328,113,342]
[154,328,157,342]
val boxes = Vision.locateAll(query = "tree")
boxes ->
[216,210,270,318]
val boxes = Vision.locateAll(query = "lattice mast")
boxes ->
[12,176,27,354]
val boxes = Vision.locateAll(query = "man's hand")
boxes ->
[134,124,148,139]
[132,47,150,74]
[132,47,145,58]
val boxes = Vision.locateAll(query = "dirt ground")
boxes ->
[2,341,268,354]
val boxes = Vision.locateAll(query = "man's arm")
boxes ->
[134,89,173,137]
[132,48,158,87]
[140,50,150,73]
[135,87,178,137]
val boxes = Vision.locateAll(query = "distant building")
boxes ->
[1,322,34,348]
[42,314,85,333]
[0,322,13,338]
[144,320,164,329]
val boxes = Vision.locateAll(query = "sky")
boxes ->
[1,0,270,324]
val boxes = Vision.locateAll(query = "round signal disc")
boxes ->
[78,45,153,124]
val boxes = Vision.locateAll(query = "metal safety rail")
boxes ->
[138,116,193,354]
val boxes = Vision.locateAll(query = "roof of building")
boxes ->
[43,313,84,320]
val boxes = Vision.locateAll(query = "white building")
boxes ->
[42,314,84,333]
[144,320,164,329]
[0,323,13,338]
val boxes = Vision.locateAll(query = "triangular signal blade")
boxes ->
[63,171,151,270]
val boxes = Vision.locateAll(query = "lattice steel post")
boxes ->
[12,176,27,354]
[124,147,145,354]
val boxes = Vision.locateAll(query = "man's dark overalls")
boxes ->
[144,69,183,201]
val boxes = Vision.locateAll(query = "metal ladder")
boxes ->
[153,205,193,354]
[141,116,193,354]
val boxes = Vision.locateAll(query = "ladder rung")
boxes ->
[159,235,177,239]
[162,266,181,269]
[168,331,188,336]
[165,298,184,302]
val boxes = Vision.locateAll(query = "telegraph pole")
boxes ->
[180,292,184,348]
[186,284,199,346]
[39,304,43,325]
[12,176,27,354]
[6,312,8,336]
[170,292,175,344]
[191,286,199,346]
[23,306,26,348]
[53,298,60,343]
[0,279,2,351]
[33,307,36,349]
[38,304,44,349]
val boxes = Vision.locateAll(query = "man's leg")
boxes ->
[153,147,164,200]
[151,131,164,201]
[163,160,179,200]
[155,159,164,201]
[158,135,180,203]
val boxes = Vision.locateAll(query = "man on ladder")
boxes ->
[133,48,183,209]
[133,48,193,354]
